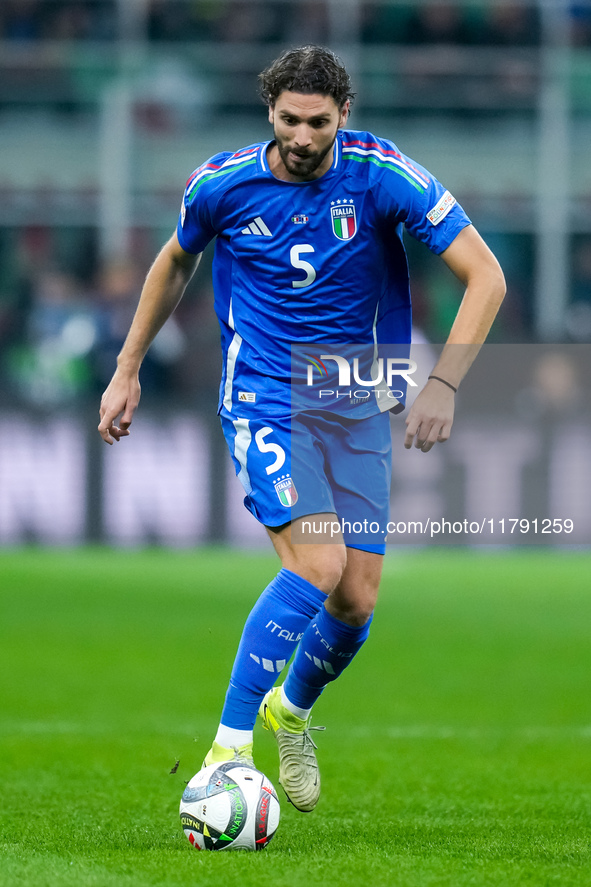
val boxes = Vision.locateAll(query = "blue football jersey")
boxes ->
[176,129,471,418]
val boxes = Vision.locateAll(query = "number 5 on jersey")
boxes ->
[290,244,316,289]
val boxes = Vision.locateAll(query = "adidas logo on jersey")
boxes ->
[241,216,272,236]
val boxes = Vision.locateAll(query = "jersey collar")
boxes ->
[259,133,342,181]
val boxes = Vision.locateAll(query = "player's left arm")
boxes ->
[404,224,506,452]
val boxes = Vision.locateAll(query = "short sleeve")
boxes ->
[176,164,219,255]
[375,142,471,255]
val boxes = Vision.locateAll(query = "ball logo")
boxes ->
[180,812,201,830]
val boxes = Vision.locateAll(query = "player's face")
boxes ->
[268,92,349,181]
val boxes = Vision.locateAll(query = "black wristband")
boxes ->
[428,375,457,393]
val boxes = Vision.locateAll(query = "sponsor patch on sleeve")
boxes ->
[426,190,456,226]
[180,200,186,227]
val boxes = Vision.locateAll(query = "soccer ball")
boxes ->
[179,761,280,851]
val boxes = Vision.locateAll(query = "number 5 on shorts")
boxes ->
[255,427,286,475]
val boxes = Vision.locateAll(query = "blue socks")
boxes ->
[284,605,372,711]
[220,569,326,731]
[219,569,373,736]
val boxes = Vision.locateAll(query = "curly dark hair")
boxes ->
[259,45,355,110]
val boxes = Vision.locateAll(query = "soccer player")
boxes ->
[98,46,505,812]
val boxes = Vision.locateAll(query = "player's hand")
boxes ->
[98,369,141,445]
[403,380,455,453]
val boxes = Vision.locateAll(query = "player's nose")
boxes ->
[293,124,313,147]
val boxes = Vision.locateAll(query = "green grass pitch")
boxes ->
[1,547,590,886]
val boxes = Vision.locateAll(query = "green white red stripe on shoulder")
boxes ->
[341,138,430,193]
[185,146,261,199]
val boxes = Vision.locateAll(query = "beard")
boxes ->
[274,129,337,179]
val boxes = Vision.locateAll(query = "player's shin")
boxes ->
[213,569,326,749]
[283,604,373,714]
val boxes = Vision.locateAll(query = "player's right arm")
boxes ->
[98,232,201,444]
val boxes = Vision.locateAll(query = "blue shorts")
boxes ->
[221,409,392,554]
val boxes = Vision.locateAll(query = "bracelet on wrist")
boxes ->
[428,375,457,393]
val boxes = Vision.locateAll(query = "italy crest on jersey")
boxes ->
[331,202,357,241]
[274,477,298,507]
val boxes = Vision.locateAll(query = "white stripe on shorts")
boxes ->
[232,417,252,494]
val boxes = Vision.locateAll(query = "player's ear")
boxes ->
[268,104,275,125]
[339,100,350,128]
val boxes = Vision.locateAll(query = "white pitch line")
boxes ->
[349,724,591,740]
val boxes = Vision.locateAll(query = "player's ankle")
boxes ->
[266,686,309,733]
[203,740,254,767]
[280,685,312,723]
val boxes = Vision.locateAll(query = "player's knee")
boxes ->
[328,578,379,627]
[329,598,375,628]
[285,546,346,594]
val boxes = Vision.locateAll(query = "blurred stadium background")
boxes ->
[0,0,590,547]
